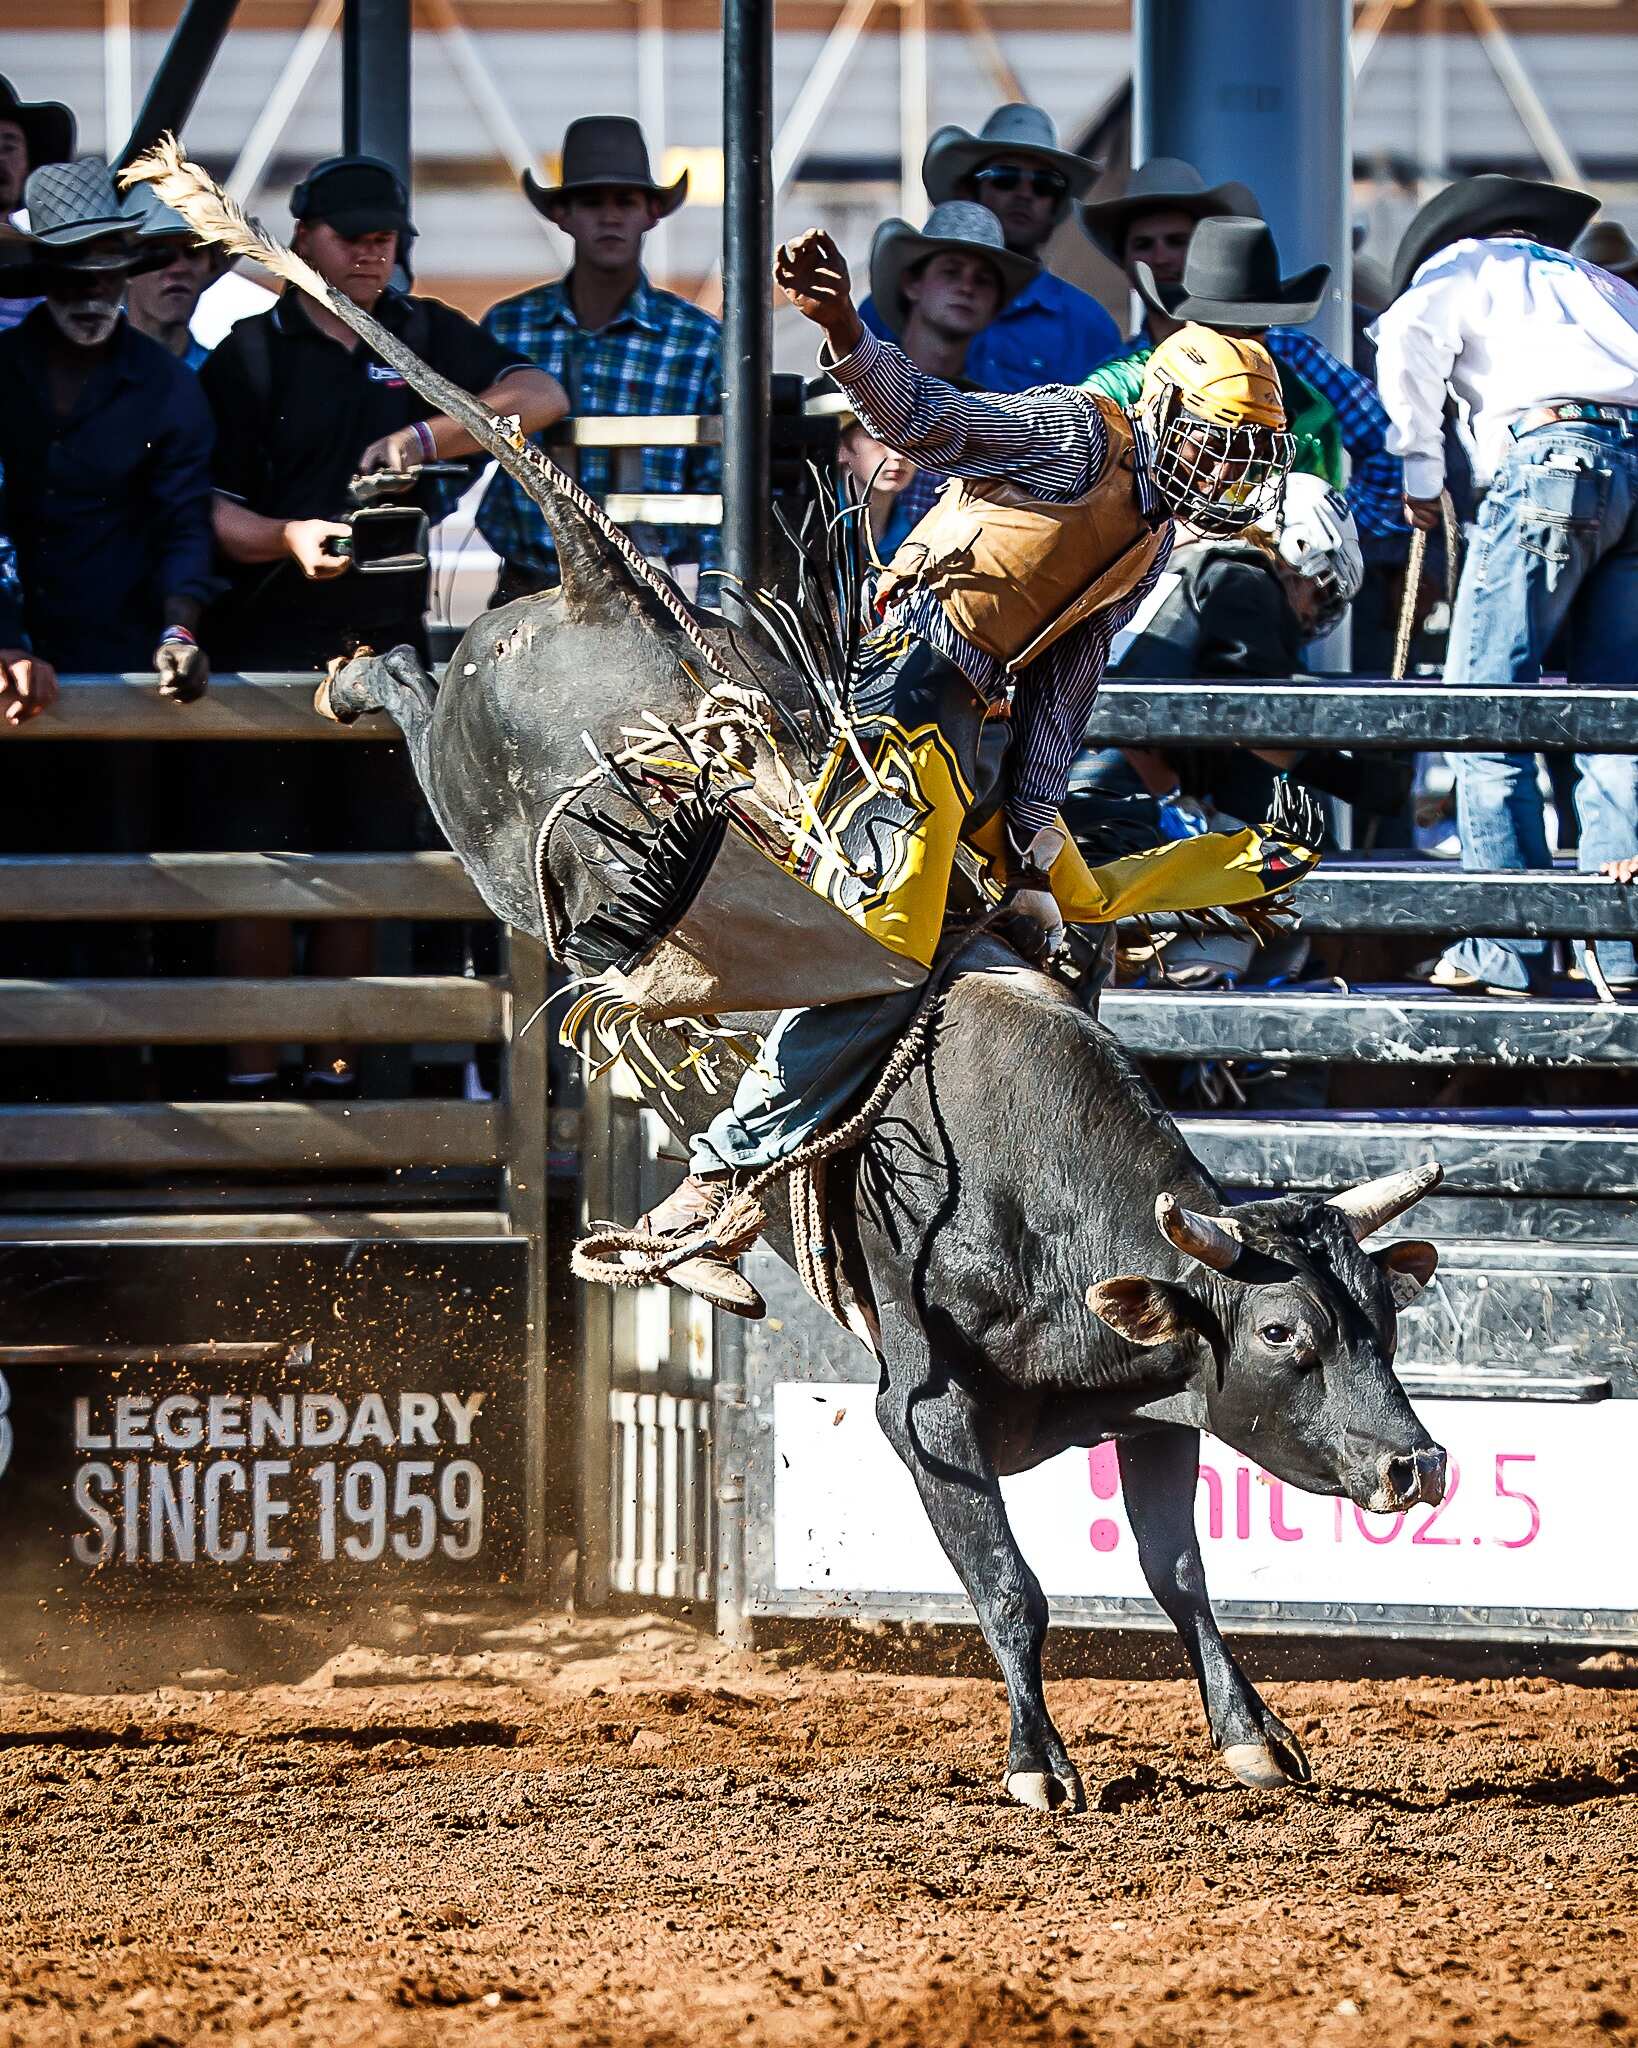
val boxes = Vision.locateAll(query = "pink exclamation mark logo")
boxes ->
[1088,1443,1121,1554]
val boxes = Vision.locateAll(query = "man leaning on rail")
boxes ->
[477,116,723,606]
[1374,173,1638,996]
[623,225,1297,1318]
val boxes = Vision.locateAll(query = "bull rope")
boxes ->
[1391,489,1459,681]
[569,922,990,1297]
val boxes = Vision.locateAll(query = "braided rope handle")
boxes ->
[1391,490,1460,681]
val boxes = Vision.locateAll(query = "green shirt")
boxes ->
[1081,343,1345,490]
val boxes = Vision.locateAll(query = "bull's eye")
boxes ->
[1259,1323,1295,1348]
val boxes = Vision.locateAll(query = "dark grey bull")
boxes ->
[314,387,1447,1811]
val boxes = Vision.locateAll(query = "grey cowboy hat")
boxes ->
[523,115,686,220]
[3,156,172,294]
[0,75,76,176]
[869,200,1039,334]
[1135,215,1329,331]
[1078,155,1248,266]
[922,103,1097,227]
[1391,172,1598,298]
[1575,218,1638,284]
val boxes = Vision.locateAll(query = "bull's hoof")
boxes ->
[1004,1767,1086,1814]
[1220,1734,1311,1790]
[313,660,369,726]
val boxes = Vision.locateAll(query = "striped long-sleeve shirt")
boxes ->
[826,326,1172,841]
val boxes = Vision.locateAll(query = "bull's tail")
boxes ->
[121,138,731,681]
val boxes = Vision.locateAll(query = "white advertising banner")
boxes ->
[772,1383,1638,1615]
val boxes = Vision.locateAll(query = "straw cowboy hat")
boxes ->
[1078,155,1248,267]
[523,115,686,221]
[2,157,172,293]
[0,75,76,178]
[922,103,1097,228]
[868,200,1039,334]
[1134,215,1329,331]
[1575,218,1638,285]
[1391,172,1598,298]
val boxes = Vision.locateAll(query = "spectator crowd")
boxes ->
[1,59,1637,1098]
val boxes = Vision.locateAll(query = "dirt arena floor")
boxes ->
[0,1608,1635,2048]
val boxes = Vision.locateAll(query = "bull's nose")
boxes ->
[1376,1445,1449,1510]
[1416,1445,1449,1505]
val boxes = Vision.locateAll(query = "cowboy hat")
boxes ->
[126,182,239,276]
[922,104,1096,227]
[1575,218,1638,284]
[1,157,173,294]
[1391,172,1598,298]
[1079,156,1249,266]
[1134,215,1329,331]
[0,76,76,178]
[523,115,685,221]
[869,200,1039,334]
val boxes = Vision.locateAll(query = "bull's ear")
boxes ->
[1086,1276,1196,1347]
[1375,1240,1438,1309]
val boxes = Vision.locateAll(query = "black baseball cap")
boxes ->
[290,155,413,239]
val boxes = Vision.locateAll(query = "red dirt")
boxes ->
[0,1611,1635,2047]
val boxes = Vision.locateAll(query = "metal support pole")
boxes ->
[638,0,671,284]
[721,0,773,603]
[503,931,553,1581]
[343,0,412,191]
[117,0,242,167]
[899,0,931,225]
[1134,0,1352,364]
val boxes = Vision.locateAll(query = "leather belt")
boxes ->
[1512,400,1638,438]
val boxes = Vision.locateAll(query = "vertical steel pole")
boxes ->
[720,0,774,606]
[1133,0,1351,363]
[343,0,413,192]
[503,932,553,1583]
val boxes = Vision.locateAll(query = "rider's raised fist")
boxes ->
[774,229,852,322]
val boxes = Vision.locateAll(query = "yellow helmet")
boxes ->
[1137,322,1294,537]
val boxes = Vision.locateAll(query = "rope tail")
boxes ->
[120,136,732,682]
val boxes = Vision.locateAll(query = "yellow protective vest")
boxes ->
[875,395,1165,674]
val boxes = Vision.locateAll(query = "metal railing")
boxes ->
[1,675,554,1575]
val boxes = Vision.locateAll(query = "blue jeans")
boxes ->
[1443,421,1638,989]
[689,987,922,1175]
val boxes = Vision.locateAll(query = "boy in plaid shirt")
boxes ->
[478,116,721,603]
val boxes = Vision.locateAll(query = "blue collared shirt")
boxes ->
[477,271,722,580]
[0,308,215,670]
[861,268,1122,394]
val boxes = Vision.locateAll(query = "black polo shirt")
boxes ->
[200,286,527,668]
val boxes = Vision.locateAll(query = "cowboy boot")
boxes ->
[625,1171,767,1320]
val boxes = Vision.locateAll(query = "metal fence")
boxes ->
[2,673,557,1582]
[727,677,1638,1650]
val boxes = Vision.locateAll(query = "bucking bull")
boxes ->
[130,144,1449,1811]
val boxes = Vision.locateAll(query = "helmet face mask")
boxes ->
[1137,322,1295,540]
[1272,472,1364,635]
[1149,390,1295,538]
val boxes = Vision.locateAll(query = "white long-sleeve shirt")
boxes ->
[1372,236,1638,499]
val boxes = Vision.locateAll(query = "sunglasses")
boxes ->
[972,165,1069,201]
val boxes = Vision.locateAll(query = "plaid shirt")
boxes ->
[477,271,722,579]
[1264,327,1405,546]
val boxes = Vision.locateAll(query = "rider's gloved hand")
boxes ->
[996,824,1067,965]
[1157,788,1211,841]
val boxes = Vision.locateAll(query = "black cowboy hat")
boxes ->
[868,200,1039,335]
[1078,155,1248,267]
[0,75,76,175]
[1134,215,1329,332]
[922,103,1096,229]
[1391,172,1598,298]
[523,115,685,221]
[1,156,174,296]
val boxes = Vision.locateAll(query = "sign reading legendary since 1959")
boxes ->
[0,1241,534,1595]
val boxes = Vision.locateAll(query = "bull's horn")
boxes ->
[1155,1192,1243,1273]
[1326,1161,1444,1241]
